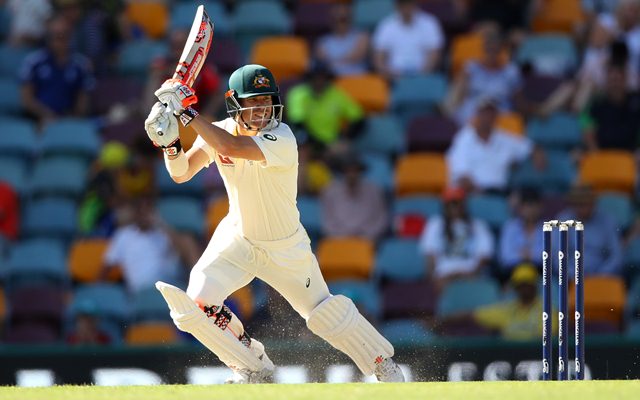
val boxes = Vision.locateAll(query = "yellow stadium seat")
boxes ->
[450,32,509,76]
[317,237,374,281]
[335,74,389,114]
[532,0,585,34]
[395,153,448,196]
[207,196,229,237]
[496,112,524,136]
[125,322,179,345]
[251,36,310,81]
[126,2,169,39]
[69,239,122,283]
[579,151,637,194]
[570,276,626,328]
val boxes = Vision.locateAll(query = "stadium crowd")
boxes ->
[1,0,640,347]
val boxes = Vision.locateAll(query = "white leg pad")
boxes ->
[155,281,263,371]
[306,295,394,376]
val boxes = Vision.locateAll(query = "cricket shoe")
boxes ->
[225,339,274,384]
[374,358,405,382]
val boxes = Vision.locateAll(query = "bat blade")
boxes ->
[173,4,215,87]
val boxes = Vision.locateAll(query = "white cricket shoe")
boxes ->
[225,339,274,384]
[374,358,405,382]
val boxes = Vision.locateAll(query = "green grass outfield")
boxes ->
[1,381,639,400]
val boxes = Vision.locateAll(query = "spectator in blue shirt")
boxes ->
[556,185,624,276]
[498,188,545,280]
[19,15,95,125]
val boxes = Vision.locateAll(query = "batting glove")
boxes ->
[144,102,182,156]
[154,79,198,117]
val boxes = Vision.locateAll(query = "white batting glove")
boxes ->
[144,102,182,156]
[154,79,198,116]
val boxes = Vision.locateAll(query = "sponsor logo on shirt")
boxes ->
[218,154,235,166]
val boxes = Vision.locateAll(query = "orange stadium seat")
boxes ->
[579,150,637,194]
[125,321,179,345]
[335,74,389,114]
[532,0,585,34]
[125,1,169,39]
[570,276,626,328]
[251,36,310,81]
[450,32,509,76]
[228,286,255,321]
[317,237,375,281]
[395,153,448,196]
[207,196,229,237]
[496,112,524,136]
[69,239,122,283]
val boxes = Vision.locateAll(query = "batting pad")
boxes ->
[306,295,394,376]
[155,281,263,371]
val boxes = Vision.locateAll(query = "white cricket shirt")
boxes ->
[193,118,300,241]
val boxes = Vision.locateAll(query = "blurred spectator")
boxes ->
[7,0,53,46]
[418,187,494,291]
[101,196,198,294]
[472,263,555,340]
[557,185,624,276]
[315,3,369,76]
[445,28,522,124]
[287,63,364,152]
[19,16,95,125]
[446,97,537,193]
[144,29,223,117]
[498,188,545,278]
[56,0,124,75]
[590,0,640,72]
[372,0,444,79]
[118,137,156,200]
[320,155,388,242]
[580,59,640,151]
[78,141,129,237]
[66,301,111,345]
[298,142,332,196]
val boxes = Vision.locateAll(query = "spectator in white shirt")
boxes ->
[418,187,494,291]
[101,197,199,294]
[446,97,538,194]
[372,0,444,79]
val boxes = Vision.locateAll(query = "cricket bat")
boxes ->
[157,4,214,135]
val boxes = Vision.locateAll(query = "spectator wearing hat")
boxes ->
[446,97,539,194]
[320,155,388,242]
[556,185,623,276]
[287,63,364,152]
[315,3,369,76]
[498,188,545,279]
[472,263,557,341]
[418,187,494,291]
[372,0,444,79]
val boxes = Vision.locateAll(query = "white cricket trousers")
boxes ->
[186,217,330,319]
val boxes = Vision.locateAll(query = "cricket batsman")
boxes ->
[144,64,405,384]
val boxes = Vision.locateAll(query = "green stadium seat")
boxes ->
[354,114,405,156]
[526,112,581,150]
[328,280,381,319]
[596,192,633,231]
[436,277,501,317]
[516,34,578,76]
[30,157,87,198]
[22,197,78,239]
[509,149,576,194]
[5,239,68,287]
[41,119,101,159]
[467,194,511,231]
[158,197,205,236]
[353,0,395,31]
[117,39,168,77]
[232,1,291,56]
[375,238,425,282]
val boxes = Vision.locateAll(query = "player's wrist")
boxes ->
[178,106,199,127]
[162,138,183,157]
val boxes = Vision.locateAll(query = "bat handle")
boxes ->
[155,103,174,136]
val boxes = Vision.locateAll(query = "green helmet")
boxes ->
[225,64,283,131]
